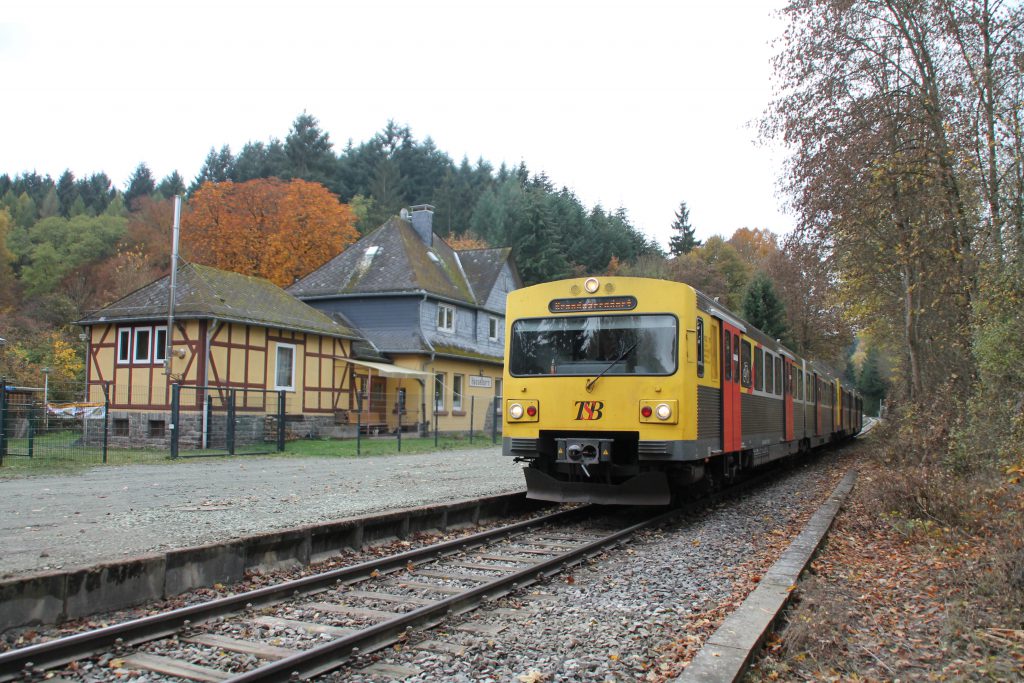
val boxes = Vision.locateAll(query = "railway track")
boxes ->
[0,504,679,683]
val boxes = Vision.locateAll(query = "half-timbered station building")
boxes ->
[289,205,522,433]
[76,263,365,447]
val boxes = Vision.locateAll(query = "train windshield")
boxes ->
[509,314,677,377]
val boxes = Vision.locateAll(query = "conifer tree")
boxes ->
[124,163,156,209]
[156,171,186,198]
[668,200,700,255]
[742,272,790,343]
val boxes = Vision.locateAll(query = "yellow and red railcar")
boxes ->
[502,276,861,505]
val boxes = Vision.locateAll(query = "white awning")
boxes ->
[336,357,433,381]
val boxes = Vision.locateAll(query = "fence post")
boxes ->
[102,382,110,464]
[420,399,427,437]
[227,389,236,455]
[397,396,402,452]
[469,395,475,443]
[206,394,213,450]
[355,390,362,456]
[27,403,34,459]
[0,380,7,465]
[276,390,286,451]
[170,383,180,459]
[491,396,499,444]
[434,408,439,447]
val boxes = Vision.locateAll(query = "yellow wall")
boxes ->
[362,354,503,432]
[86,320,352,416]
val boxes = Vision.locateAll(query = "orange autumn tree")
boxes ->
[182,178,359,286]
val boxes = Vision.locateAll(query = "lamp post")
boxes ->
[41,366,50,431]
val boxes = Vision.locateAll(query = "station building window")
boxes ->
[437,304,455,333]
[434,373,446,413]
[116,325,168,365]
[452,374,464,412]
[274,343,296,391]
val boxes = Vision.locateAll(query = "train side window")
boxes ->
[798,370,804,400]
[733,334,740,382]
[775,356,783,395]
[724,331,731,381]
[740,340,752,388]
[755,348,764,391]
[696,317,704,378]
[708,320,719,380]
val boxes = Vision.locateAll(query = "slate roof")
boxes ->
[458,247,514,304]
[288,217,479,305]
[77,262,360,340]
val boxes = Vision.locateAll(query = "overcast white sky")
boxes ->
[2,0,792,250]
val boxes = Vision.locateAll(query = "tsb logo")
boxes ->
[574,401,604,420]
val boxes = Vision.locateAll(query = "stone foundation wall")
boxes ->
[85,411,336,450]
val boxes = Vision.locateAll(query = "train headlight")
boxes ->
[509,403,524,419]
[639,399,678,424]
[584,277,600,293]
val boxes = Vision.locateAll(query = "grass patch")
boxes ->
[283,433,498,458]
[0,432,499,477]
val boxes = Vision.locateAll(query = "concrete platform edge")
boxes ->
[0,491,537,632]
[675,468,858,682]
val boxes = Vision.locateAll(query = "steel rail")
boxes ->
[225,505,682,682]
[0,505,587,681]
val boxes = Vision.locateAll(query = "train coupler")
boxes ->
[556,438,612,473]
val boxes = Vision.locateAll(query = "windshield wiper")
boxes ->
[585,341,638,392]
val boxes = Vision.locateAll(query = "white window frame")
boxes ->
[437,303,455,333]
[488,316,499,341]
[434,372,446,412]
[274,342,296,391]
[117,328,131,364]
[154,326,168,363]
[452,374,464,411]
[133,326,153,364]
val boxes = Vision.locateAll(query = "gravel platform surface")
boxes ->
[0,446,523,578]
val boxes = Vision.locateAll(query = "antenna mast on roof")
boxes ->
[164,195,182,377]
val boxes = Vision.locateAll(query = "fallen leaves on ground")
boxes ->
[746,458,1024,681]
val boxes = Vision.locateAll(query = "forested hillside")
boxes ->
[0,116,880,406]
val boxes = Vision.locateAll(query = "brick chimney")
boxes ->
[410,204,435,245]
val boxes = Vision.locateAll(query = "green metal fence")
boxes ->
[0,379,503,468]
[0,379,122,466]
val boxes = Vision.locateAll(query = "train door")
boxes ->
[784,359,794,442]
[813,373,821,436]
[721,322,742,452]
